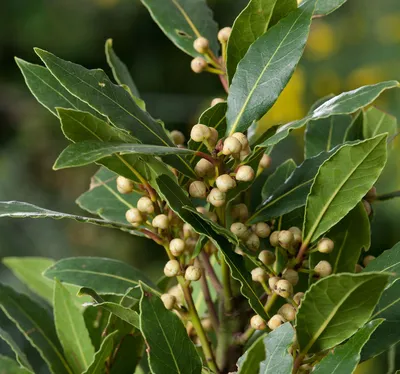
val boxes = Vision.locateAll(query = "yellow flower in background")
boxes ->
[376,14,400,44]
[305,21,338,61]
[311,68,341,97]
[346,65,385,90]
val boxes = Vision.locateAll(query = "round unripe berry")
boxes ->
[231,203,248,221]
[125,208,143,224]
[363,199,372,216]
[363,255,376,267]
[293,292,305,306]
[168,284,184,304]
[193,37,209,54]
[137,196,154,214]
[250,315,266,330]
[236,165,255,182]
[164,260,180,277]
[161,293,176,310]
[268,314,285,330]
[246,233,260,251]
[116,176,134,194]
[190,57,207,73]
[216,174,236,192]
[288,226,302,245]
[251,267,267,283]
[218,27,232,43]
[152,214,169,230]
[195,158,215,178]
[278,303,296,321]
[258,250,276,265]
[275,279,293,298]
[208,127,219,147]
[282,269,299,286]
[211,98,225,107]
[185,265,202,281]
[169,238,185,257]
[318,238,334,253]
[239,146,251,161]
[314,260,332,277]
[207,211,218,223]
[201,317,213,331]
[189,181,207,198]
[288,226,302,236]
[183,223,196,238]
[365,186,377,202]
[355,264,363,273]
[269,231,280,247]
[231,132,249,149]
[191,124,211,142]
[268,276,280,290]
[196,206,207,215]
[222,136,242,155]
[170,130,185,145]
[278,230,294,249]
[252,222,271,238]
[259,154,272,169]
[207,188,226,207]
[230,222,249,239]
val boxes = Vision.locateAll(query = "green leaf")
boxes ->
[256,81,399,149]
[344,111,364,142]
[0,356,32,374]
[44,257,156,297]
[259,322,295,373]
[269,0,298,26]
[295,272,388,354]
[226,0,316,135]
[0,284,73,374]
[139,283,202,374]
[35,49,196,178]
[139,0,219,57]
[0,328,32,371]
[109,333,144,374]
[304,115,352,158]
[261,159,296,200]
[54,281,95,373]
[303,135,387,245]
[363,106,397,140]
[315,0,347,16]
[237,334,265,374]
[83,331,118,374]
[15,58,95,117]
[313,319,383,374]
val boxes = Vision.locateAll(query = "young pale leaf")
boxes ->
[54,281,95,373]
[363,106,397,140]
[139,283,202,374]
[303,134,387,245]
[256,81,399,149]
[304,115,352,158]
[295,273,388,354]
[312,319,383,374]
[0,328,33,371]
[237,335,265,374]
[44,257,156,296]
[226,0,316,135]
[261,159,296,200]
[0,356,32,374]
[259,323,295,373]
[15,58,95,117]
[139,0,219,57]
[0,284,73,374]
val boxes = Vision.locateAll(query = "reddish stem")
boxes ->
[219,74,229,94]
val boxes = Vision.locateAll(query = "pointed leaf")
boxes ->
[237,334,265,374]
[226,0,316,135]
[313,319,383,374]
[303,135,387,245]
[363,106,397,139]
[0,356,32,374]
[140,0,219,57]
[295,273,388,354]
[0,284,73,374]
[139,283,202,374]
[261,159,296,200]
[315,0,347,16]
[0,328,32,371]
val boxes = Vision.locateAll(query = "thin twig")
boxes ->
[200,252,223,294]
[200,267,219,331]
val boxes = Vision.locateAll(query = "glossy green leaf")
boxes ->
[140,0,219,57]
[344,111,364,142]
[15,58,95,117]
[259,323,295,373]
[304,115,352,158]
[54,281,95,373]
[303,135,387,245]
[35,49,196,178]
[237,334,265,374]
[109,333,144,374]
[315,0,347,16]
[226,0,316,135]
[0,328,32,371]
[269,0,298,25]
[313,319,383,374]
[139,283,202,374]
[0,356,32,374]
[44,257,156,296]
[363,106,397,139]
[0,284,73,374]
[256,81,399,149]
[295,273,388,354]
[261,159,296,200]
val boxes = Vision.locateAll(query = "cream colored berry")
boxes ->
[363,255,376,267]
[125,208,143,224]
[207,211,218,223]
[201,317,213,331]
[246,233,260,251]
[185,265,202,281]
[164,260,180,277]
[137,196,154,214]
[193,37,209,54]
[278,303,296,321]
[208,127,219,147]
[183,223,196,238]
[196,206,207,215]
[185,238,197,253]
[152,214,169,229]
[355,264,363,273]
[195,158,215,178]
[275,279,293,298]
[230,222,249,239]
[207,188,226,207]
[189,181,207,198]
[169,238,185,257]
[269,231,280,247]
[293,292,305,306]
[170,130,185,145]
[218,27,232,43]
[116,176,134,194]
[251,267,267,283]
[258,250,276,265]
[231,132,249,149]
[314,260,332,277]
[222,136,242,155]
[259,154,272,169]
[268,276,280,290]
[161,294,176,310]
[216,174,236,192]
[190,57,207,73]
[268,314,285,330]
[250,315,266,330]
[288,227,302,236]
[318,238,334,254]
[190,124,211,142]
[168,284,184,304]
[211,98,225,107]
[252,222,271,238]
[236,165,255,182]
[231,204,248,221]
[282,269,299,286]
[278,230,294,249]
[239,146,251,161]
[363,199,372,216]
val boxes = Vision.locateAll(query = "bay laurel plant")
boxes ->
[1,0,400,373]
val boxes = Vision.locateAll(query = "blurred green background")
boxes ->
[0,0,399,372]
